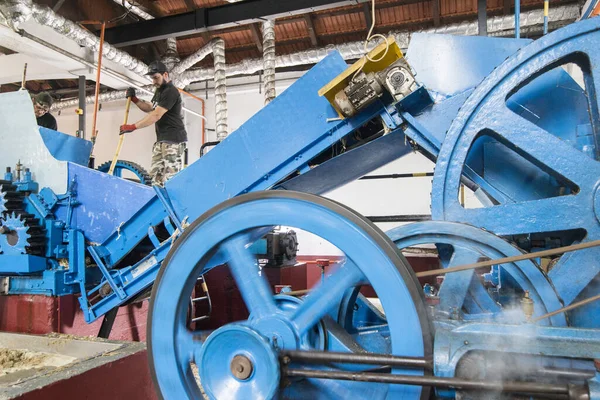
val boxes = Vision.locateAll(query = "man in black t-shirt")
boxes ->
[33,92,58,131]
[120,61,188,186]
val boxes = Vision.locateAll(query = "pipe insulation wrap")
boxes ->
[53,85,155,110]
[162,37,180,71]
[111,0,154,20]
[179,4,578,86]
[50,3,578,109]
[0,0,149,75]
[171,38,221,76]
[262,20,276,104]
[213,38,228,140]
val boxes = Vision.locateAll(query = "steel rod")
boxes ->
[536,366,596,381]
[281,350,433,370]
[515,0,521,38]
[416,239,600,278]
[78,75,86,139]
[367,215,432,223]
[285,368,573,396]
[359,172,433,180]
[532,293,600,322]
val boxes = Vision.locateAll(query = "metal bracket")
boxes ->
[153,186,184,233]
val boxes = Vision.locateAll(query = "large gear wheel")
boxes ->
[0,213,31,255]
[0,180,24,215]
[430,18,600,328]
[96,160,152,185]
[0,182,46,257]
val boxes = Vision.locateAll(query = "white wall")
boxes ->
[54,74,470,256]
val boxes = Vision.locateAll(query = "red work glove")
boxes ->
[120,124,136,135]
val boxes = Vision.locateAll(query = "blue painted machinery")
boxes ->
[3,17,600,400]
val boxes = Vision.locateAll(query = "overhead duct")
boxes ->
[53,3,578,109]
[162,37,180,71]
[111,0,154,21]
[179,3,578,86]
[213,38,228,140]
[262,20,276,104]
[0,0,149,76]
[171,38,222,76]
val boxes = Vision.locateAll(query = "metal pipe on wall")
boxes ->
[262,20,276,104]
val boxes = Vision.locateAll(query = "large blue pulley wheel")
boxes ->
[147,191,432,399]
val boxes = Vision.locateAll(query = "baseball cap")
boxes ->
[34,92,53,108]
[146,61,168,75]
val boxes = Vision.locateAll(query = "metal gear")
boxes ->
[430,18,600,328]
[0,181,46,256]
[0,213,31,255]
[0,181,24,215]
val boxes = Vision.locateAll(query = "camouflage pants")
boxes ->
[150,142,185,186]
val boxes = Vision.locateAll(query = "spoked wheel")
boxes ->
[386,221,566,326]
[431,18,600,327]
[148,191,432,400]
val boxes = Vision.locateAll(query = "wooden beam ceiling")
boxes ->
[249,23,264,52]
[305,14,319,46]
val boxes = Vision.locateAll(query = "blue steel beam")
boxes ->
[166,52,387,223]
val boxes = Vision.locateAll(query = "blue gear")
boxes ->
[0,213,31,255]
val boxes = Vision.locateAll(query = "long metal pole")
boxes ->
[532,293,600,322]
[359,172,433,180]
[515,0,521,38]
[478,0,488,36]
[543,0,549,34]
[78,75,86,139]
[91,22,106,148]
[281,350,433,370]
[285,369,575,396]
[416,238,600,278]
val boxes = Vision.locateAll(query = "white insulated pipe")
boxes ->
[262,20,276,104]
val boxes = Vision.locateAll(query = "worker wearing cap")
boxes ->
[33,92,57,131]
[120,61,188,186]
